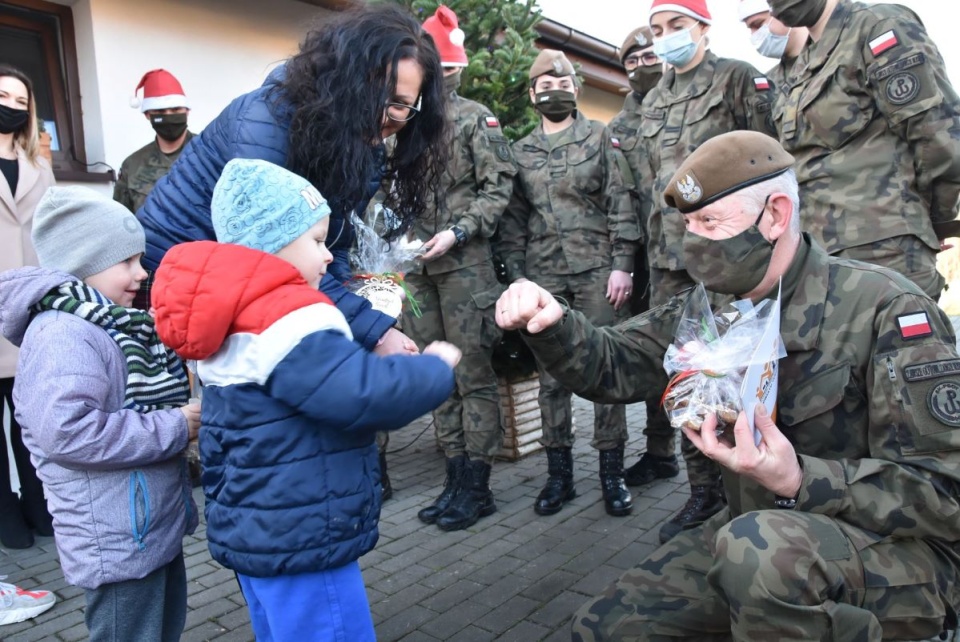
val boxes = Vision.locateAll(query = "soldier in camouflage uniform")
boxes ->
[405,6,516,532]
[638,0,778,543]
[496,131,960,641]
[769,0,960,299]
[114,69,193,215]
[498,49,640,518]
[608,29,683,494]
[739,0,808,93]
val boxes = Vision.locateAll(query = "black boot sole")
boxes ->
[533,488,576,516]
[436,502,497,532]
[604,501,633,517]
[417,507,443,525]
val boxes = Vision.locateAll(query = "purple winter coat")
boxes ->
[0,267,198,589]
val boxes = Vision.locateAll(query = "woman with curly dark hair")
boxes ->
[138,3,448,356]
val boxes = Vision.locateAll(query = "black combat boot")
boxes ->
[599,446,633,517]
[436,458,496,531]
[0,492,33,549]
[379,451,393,502]
[624,452,680,486]
[417,454,466,524]
[534,447,576,516]
[658,482,726,544]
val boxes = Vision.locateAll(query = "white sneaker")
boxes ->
[0,578,56,625]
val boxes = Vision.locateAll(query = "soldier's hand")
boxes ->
[606,270,633,311]
[420,230,457,261]
[374,328,420,356]
[683,405,802,499]
[496,281,563,334]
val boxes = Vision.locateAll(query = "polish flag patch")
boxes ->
[754,77,770,91]
[611,137,621,148]
[898,311,933,339]
[870,30,899,56]
[485,116,500,128]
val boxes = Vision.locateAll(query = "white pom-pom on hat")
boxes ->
[449,28,465,47]
[130,96,142,109]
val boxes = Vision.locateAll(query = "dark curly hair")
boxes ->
[278,4,448,240]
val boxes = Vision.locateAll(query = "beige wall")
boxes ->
[939,239,960,315]
[578,84,628,123]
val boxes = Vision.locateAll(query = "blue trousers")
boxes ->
[237,561,375,642]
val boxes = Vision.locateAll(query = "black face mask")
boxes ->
[150,112,188,142]
[0,103,30,135]
[534,90,577,123]
[628,65,662,97]
[443,70,462,95]
[682,197,775,296]
[768,0,828,28]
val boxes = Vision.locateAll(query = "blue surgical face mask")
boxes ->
[751,21,790,59]
[652,26,701,68]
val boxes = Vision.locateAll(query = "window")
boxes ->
[1,0,112,181]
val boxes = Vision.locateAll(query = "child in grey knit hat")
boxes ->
[0,185,201,641]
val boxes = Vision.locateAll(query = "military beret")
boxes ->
[619,27,655,63]
[663,131,795,213]
[529,49,575,80]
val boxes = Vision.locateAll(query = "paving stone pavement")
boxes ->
[3,392,959,641]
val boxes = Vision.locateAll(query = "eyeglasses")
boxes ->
[385,95,422,123]
[624,52,661,69]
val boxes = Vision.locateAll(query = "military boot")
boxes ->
[534,447,576,516]
[436,458,496,531]
[417,454,466,524]
[379,451,393,502]
[599,446,633,517]
[658,482,726,544]
[624,452,680,486]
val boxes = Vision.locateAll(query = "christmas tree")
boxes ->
[391,0,542,140]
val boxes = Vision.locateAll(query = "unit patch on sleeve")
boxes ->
[485,116,500,128]
[753,77,770,91]
[869,30,900,56]
[897,311,933,339]
[611,137,621,149]
[928,381,960,426]
[904,359,960,381]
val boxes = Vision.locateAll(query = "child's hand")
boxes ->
[180,402,201,441]
[423,341,461,368]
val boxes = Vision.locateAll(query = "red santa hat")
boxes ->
[738,0,770,22]
[422,5,468,68]
[649,0,713,25]
[130,69,188,112]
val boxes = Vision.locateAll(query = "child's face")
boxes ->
[83,254,148,308]
[275,218,333,290]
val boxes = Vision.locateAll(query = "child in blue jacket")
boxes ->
[152,159,459,641]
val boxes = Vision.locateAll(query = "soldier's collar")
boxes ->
[777,234,826,353]
[663,51,718,102]
[795,0,850,78]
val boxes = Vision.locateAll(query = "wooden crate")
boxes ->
[497,375,544,461]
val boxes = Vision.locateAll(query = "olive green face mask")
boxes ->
[534,90,577,122]
[628,64,662,96]
[768,0,828,28]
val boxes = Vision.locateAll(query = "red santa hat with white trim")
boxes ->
[422,5,468,68]
[130,69,189,112]
[649,0,713,25]
[738,0,770,22]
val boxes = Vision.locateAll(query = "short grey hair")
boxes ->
[734,169,801,234]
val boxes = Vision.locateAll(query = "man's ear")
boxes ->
[528,86,537,105]
[767,192,793,241]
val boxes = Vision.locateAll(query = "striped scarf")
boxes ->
[35,281,189,412]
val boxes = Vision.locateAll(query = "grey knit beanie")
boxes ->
[32,186,146,280]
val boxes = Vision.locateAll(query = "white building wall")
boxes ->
[50,0,330,194]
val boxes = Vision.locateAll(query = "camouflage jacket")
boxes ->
[413,93,516,275]
[609,91,650,241]
[525,235,960,545]
[113,132,194,214]
[499,114,639,281]
[640,51,775,271]
[773,0,960,252]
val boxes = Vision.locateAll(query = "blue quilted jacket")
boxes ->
[137,66,393,350]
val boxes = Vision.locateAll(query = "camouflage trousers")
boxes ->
[572,508,957,641]
[649,268,718,484]
[401,263,504,461]
[835,234,945,301]
[533,268,627,451]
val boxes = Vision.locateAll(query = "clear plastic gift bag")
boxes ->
[661,284,785,436]
[348,205,425,320]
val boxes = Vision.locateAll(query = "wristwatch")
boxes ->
[773,492,798,510]
[450,225,468,248]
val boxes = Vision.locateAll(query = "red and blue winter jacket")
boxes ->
[152,242,454,577]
